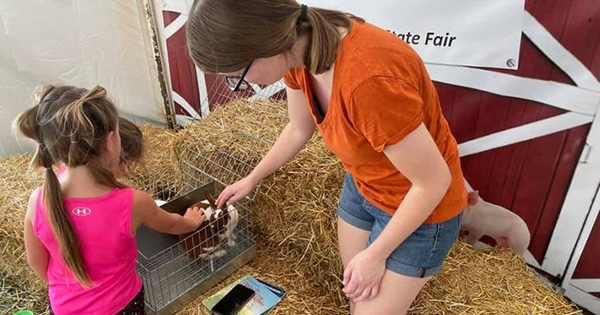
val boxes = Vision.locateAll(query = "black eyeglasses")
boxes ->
[225,61,253,92]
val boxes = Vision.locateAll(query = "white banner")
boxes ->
[303,0,525,69]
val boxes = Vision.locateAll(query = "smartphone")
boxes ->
[211,284,256,315]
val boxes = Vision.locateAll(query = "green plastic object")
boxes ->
[13,310,34,315]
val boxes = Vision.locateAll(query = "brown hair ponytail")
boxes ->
[41,145,93,286]
[187,0,361,75]
[298,6,359,74]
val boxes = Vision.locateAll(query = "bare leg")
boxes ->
[338,216,370,315]
[354,270,430,315]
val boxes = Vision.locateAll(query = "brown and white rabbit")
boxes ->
[179,191,239,259]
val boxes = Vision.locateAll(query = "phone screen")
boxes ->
[211,284,256,315]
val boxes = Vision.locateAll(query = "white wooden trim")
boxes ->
[175,114,197,126]
[523,250,541,269]
[164,13,187,39]
[172,91,201,119]
[458,112,593,157]
[564,285,600,314]
[249,81,286,102]
[560,175,600,294]
[570,280,600,293]
[153,0,202,123]
[162,0,195,15]
[543,112,600,276]
[427,64,599,116]
[522,12,600,91]
[196,66,210,117]
[249,83,262,95]
[151,0,173,104]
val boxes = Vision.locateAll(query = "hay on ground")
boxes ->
[174,241,583,315]
[411,242,582,314]
[175,240,348,315]
[0,109,583,315]
[0,153,48,314]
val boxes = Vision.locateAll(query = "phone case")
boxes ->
[211,284,256,315]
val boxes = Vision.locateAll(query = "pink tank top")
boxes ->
[33,187,142,315]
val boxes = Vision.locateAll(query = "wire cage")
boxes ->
[135,143,260,314]
[133,75,288,314]
[203,77,287,112]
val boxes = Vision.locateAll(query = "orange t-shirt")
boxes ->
[284,21,466,223]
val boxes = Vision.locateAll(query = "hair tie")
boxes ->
[300,4,308,20]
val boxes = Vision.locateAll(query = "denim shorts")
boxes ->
[337,173,462,278]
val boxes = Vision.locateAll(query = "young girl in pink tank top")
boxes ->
[15,85,206,315]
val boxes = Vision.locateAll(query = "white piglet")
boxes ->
[460,191,531,256]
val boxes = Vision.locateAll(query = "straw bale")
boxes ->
[0,102,583,314]
[173,99,289,189]
[0,153,48,314]
[410,242,582,314]
[124,125,183,200]
[175,241,348,315]
[250,150,345,294]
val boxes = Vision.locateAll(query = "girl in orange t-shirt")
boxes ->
[187,2,467,314]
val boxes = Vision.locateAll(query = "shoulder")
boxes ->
[284,68,305,90]
[132,189,154,208]
[337,22,426,95]
[26,187,43,222]
[131,189,151,220]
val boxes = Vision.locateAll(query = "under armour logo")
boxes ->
[72,207,92,216]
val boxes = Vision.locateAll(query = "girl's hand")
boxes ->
[342,248,386,302]
[216,176,258,208]
[183,206,205,230]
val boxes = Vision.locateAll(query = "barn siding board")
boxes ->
[436,83,456,122]
[480,93,512,203]
[561,0,600,68]
[163,11,201,116]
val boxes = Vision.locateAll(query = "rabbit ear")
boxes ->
[205,191,217,208]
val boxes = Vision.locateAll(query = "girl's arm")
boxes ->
[24,192,49,283]
[216,87,315,207]
[132,190,205,235]
[367,123,452,259]
[246,87,316,182]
